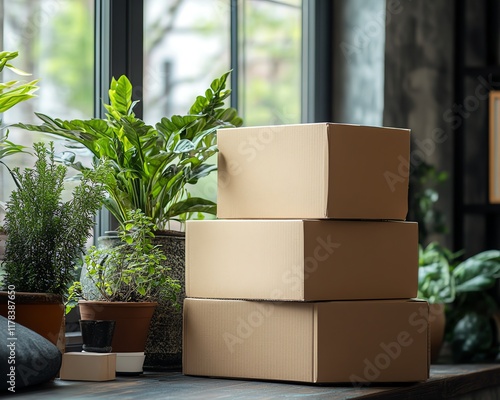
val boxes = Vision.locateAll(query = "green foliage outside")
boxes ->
[41,0,93,115]
[239,2,301,126]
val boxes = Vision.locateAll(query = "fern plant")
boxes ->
[0,142,109,296]
[16,71,242,231]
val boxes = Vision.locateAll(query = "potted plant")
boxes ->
[0,142,108,351]
[445,250,500,362]
[16,70,242,367]
[418,242,457,362]
[419,242,500,363]
[0,50,38,248]
[67,209,180,374]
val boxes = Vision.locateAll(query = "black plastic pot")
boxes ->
[79,319,116,353]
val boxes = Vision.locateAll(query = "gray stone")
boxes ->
[0,315,62,392]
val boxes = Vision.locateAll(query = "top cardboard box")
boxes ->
[217,123,410,220]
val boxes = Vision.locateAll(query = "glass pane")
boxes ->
[239,0,302,126]
[143,0,231,221]
[143,0,230,125]
[0,0,95,216]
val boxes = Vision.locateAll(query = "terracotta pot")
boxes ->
[85,232,185,369]
[429,303,446,363]
[78,300,157,353]
[0,291,65,351]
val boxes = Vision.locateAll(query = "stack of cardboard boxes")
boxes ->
[183,123,429,384]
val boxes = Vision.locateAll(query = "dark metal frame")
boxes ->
[94,0,144,234]
[302,0,333,123]
[453,0,500,252]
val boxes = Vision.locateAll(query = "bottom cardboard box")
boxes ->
[183,298,429,384]
[59,352,116,381]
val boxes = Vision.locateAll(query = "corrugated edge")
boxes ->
[182,298,188,374]
[324,126,330,218]
[185,222,191,296]
[312,302,319,383]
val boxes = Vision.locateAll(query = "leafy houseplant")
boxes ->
[446,250,500,362]
[68,209,181,373]
[0,141,108,347]
[16,71,243,231]
[418,242,458,305]
[67,209,180,308]
[418,242,457,362]
[418,242,500,362]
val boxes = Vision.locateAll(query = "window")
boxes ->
[1,0,309,228]
[142,0,302,126]
[143,0,231,124]
[0,0,95,212]
[236,0,302,126]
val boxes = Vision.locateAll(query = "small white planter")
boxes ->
[116,352,146,375]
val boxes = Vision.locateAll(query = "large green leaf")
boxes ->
[0,51,38,117]
[418,242,455,303]
[165,197,217,219]
[452,250,500,293]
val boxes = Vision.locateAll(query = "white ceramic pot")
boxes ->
[116,352,146,375]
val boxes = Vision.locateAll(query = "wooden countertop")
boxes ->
[15,364,500,399]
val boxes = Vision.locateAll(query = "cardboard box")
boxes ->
[217,123,410,220]
[186,219,418,301]
[183,298,429,384]
[59,352,116,381]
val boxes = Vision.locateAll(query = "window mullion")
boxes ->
[94,0,144,235]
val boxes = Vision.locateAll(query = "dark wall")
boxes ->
[383,0,455,248]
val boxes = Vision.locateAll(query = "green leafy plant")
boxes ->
[0,51,38,162]
[418,242,458,304]
[16,71,242,231]
[66,209,181,313]
[418,242,500,362]
[446,250,500,362]
[0,142,108,296]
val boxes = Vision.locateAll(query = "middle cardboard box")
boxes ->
[186,219,418,301]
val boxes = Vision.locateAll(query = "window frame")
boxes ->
[94,0,333,234]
